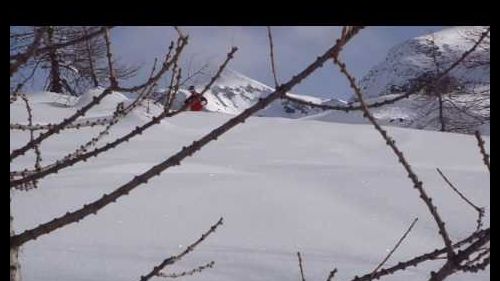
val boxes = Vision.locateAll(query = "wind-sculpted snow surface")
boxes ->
[11,94,489,281]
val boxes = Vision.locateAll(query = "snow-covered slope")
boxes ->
[11,91,489,281]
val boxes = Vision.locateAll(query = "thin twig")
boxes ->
[12,57,43,94]
[178,63,209,87]
[460,247,489,269]
[297,252,306,281]
[173,26,185,38]
[370,218,418,276]
[115,37,187,93]
[326,268,338,281]
[266,26,280,88]
[10,27,45,76]
[436,168,484,231]
[474,131,490,172]
[285,92,413,112]
[103,27,118,88]
[140,218,223,281]
[156,261,215,278]
[164,68,182,111]
[198,47,238,96]
[10,88,113,161]
[14,94,40,191]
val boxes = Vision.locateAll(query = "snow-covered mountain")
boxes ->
[154,69,327,118]
[358,26,490,99]
[346,26,490,134]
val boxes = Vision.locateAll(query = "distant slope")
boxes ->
[155,69,327,118]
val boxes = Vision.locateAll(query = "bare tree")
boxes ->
[10,26,139,96]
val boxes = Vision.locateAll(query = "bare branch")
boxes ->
[156,261,215,279]
[13,94,41,191]
[474,131,490,172]
[10,88,113,161]
[297,252,306,281]
[115,38,186,93]
[332,54,455,258]
[436,168,485,231]
[178,63,209,87]
[198,47,238,96]
[370,218,418,276]
[10,27,45,76]
[173,26,185,38]
[284,92,414,112]
[103,27,118,88]
[459,248,490,273]
[164,68,182,111]
[326,268,338,281]
[352,228,489,281]
[163,55,180,107]
[140,218,223,281]
[12,57,43,94]
[266,26,280,88]
[428,228,489,281]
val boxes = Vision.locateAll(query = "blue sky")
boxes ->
[110,26,446,100]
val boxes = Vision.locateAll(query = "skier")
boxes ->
[184,86,207,111]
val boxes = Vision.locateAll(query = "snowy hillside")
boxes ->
[11,91,489,281]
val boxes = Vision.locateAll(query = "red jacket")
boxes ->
[185,92,207,111]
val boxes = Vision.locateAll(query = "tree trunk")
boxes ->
[438,92,445,131]
[10,213,22,281]
[47,26,63,93]
[82,27,99,87]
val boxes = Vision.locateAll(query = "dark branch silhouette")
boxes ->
[333,55,456,259]
[140,218,223,281]
[266,26,280,88]
[297,252,307,281]
[370,218,418,277]
[436,168,484,231]
[474,131,490,172]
